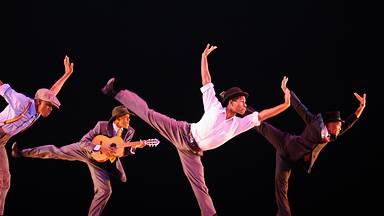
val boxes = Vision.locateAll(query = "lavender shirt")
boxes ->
[0,84,40,136]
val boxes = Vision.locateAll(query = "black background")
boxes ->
[3,0,379,215]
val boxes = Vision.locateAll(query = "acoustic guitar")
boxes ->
[91,135,160,162]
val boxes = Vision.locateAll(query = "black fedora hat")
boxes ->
[109,105,134,123]
[220,87,249,106]
[323,111,345,124]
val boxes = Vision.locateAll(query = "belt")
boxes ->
[186,127,203,156]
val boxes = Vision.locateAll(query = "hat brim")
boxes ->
[39,100,60,109]
[50,101,60,109]
[109,116,117,123]
[37,95,61,109]
[222,92,249,105]
[324,118,345,124]
[108,111,135,123]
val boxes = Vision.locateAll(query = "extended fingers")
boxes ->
[281,76,288,89]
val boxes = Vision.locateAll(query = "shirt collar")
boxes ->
[222,107,237,121]
[112,123,120,133]
[321,126,329,138]
[31,99,41,119]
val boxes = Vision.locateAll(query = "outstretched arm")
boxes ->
[339,92,366,135]
[201,44,217,86]
[290,91,316,124]
[49,55,74,96]
[258,76,291,122]
[0,80,3,86]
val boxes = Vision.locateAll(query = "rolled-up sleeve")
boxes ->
[246,111,261,127]
[200,83,221,112]
[0,84,30,112]
[0,84,11,96]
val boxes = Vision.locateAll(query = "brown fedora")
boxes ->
[109,105,134,123]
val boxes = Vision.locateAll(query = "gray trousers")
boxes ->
[21,143,112,216]
[115,90,216,216]
[0,131,11,216]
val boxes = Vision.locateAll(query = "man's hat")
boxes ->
[323,111,345,124]
[220,87,249,106]
[109,105,133,123]
[34,88,61,109]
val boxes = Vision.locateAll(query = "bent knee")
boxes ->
[95,186,112,197]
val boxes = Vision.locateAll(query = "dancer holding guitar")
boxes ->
[11,105,159,216]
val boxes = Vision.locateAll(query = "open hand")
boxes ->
[354,92,366,107]
[64,55,74,75]
[202,43,217,57]
[281,76,290,106]
[281,76,289,92]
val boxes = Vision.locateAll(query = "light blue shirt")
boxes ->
[0,84,40,136]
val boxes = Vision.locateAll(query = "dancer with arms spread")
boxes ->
[101,44,291,215]
[0,55,74,216]
[252,87,366,216]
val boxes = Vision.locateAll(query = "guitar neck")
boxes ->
[121,140,142,148]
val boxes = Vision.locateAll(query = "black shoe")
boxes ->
[101,77,117,97]
[11,142,22,158]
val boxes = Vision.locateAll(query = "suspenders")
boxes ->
[0,100,34,146]
[1,100,33,125]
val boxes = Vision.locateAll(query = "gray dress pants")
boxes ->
[21,143,112,216]
[0,131,11,216]
[115,90,216,216]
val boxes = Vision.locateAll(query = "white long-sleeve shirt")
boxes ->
[0,84,40,136]
[190,83,260,151]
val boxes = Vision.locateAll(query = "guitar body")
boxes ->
[90,135,129,163]
[90,135,160,163]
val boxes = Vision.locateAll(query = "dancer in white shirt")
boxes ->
[101,44,291,216]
